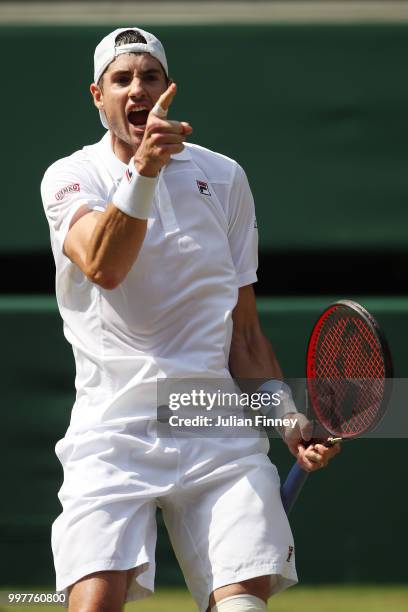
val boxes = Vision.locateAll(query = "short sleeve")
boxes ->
[41,159,107,256]
[227,163,259,287]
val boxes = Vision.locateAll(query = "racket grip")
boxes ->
[280,437,341,515]
[280,462,310,515]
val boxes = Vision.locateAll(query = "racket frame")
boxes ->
[307,299,393,438]
[280,299,393,514]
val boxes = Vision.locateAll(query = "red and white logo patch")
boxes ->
[196,180,211,197]
[55,183,80,201]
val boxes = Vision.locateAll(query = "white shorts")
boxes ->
[52,422,298,611]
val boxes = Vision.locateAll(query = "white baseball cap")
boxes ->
[94,27,169,129]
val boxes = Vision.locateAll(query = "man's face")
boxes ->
[91,52,168,153]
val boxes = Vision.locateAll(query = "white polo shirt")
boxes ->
[41,133,258,433]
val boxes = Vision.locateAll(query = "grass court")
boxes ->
[1,586,408,612]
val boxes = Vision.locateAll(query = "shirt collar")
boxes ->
[100,132,125,179]
[171,147,192,161]
[99,131,191,180]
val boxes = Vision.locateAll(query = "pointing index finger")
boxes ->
[151,83,177,118]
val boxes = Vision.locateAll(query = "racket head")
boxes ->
[306,300,393,439]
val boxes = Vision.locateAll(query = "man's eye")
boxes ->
[144,74,158,82]
[116,76,130,84]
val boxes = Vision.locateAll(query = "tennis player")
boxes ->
[41,28,340,612]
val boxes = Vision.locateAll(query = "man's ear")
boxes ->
[90,83,104,110]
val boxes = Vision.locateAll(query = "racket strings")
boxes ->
[309,307,386,437]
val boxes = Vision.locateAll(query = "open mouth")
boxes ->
[128,109,149,127]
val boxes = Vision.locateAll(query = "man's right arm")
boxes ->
[63,205,148,290]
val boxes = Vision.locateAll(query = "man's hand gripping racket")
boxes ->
[280,300,393,514]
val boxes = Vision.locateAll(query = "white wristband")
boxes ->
[112,158,157,220]
[258,379,297,418]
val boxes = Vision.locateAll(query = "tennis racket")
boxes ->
[280,299,393,514]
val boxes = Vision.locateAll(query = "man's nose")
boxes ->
[128,77,145,98]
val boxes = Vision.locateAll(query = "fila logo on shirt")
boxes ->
[286,546,294,562]
[125,167,133,183]
[196,180,211,197]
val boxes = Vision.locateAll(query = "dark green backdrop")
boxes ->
[2,24,408,253]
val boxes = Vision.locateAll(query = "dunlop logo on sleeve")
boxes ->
[55,183,80,201]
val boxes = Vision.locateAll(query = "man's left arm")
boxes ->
[229,284,340,471]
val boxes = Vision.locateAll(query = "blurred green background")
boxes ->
[0,13,407,604]
[3,24,408,254]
